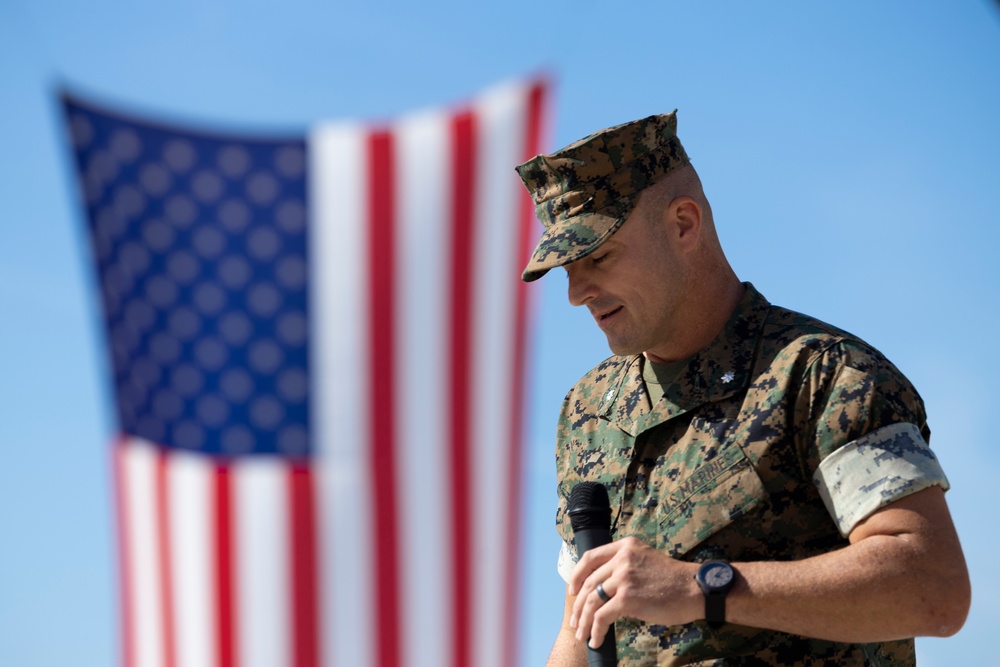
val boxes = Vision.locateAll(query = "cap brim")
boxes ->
[520,205,629,282]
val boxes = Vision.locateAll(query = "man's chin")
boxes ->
[604,338,642,357]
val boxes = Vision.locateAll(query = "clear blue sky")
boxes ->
[1,1,998,665]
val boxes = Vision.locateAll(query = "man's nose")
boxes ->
[566,264,595,307]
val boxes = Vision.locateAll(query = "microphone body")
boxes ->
[568,482,618,667]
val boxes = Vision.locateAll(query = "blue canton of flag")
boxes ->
[65,95,310,457]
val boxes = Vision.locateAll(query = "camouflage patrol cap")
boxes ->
[516,111,690,282]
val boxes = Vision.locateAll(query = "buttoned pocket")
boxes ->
[658,443,766,557]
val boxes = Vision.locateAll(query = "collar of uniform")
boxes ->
[599,283,771,437]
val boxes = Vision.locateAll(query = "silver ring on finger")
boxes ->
[596,581,612,603]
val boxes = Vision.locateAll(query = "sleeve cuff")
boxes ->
[813,422,950,536]
[557,539,578,583]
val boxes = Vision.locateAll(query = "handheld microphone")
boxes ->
[568,482,618,667]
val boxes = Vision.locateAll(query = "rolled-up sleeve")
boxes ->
[813,422,950,536]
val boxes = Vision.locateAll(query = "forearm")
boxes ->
[728,534,966,641]
[548,588,587,667]
[546,626,587,667]
[727,488,969,641]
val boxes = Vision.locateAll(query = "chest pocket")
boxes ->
[657,440,766,558]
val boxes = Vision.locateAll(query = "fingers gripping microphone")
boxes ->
[568,482,618,667]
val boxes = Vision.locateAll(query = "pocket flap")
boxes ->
[659,448,765,557]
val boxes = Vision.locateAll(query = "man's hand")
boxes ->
[567,536,701,648]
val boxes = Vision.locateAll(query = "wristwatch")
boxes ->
[695,560,735,629]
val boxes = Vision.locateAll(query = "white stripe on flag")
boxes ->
[235,459,291,667]
[309,121,375,667]
[121,441,165,667]
[396,108,453,667]
[470,80,530,667]
[169,447,215,667]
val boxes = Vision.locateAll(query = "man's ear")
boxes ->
[668,196,703,250]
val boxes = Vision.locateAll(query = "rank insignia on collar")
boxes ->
[721,371,735,384]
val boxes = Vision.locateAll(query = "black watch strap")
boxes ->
[705,590,726,628]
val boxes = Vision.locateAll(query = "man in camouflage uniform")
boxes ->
[516,112,970,666]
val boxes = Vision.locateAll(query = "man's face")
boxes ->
[563,197,688,361]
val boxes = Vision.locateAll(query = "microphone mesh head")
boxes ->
[567,482,611,531]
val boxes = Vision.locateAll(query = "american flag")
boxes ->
[61,77,549,667]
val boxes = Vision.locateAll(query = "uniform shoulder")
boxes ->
[737,285,881,370]
[761,303,904,378]
[765,303,859,343]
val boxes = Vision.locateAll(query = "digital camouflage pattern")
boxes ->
[554,284,950,666]
[516,111,689,282]
[814,421,949,536]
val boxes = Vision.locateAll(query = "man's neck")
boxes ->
[644,279,745,364]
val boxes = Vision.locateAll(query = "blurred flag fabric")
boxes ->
[60,76,549,667]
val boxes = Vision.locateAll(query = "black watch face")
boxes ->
[702,562,733,588]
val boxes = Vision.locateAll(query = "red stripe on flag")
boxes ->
[112,438,136,667]
[288,464,320,667]
[214,463,238,667]
[448,110,477,667]
[368,130,401,667]
[503,79,549,667]
[156,449,177,667]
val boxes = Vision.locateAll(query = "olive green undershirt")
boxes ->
[641,354,693,406]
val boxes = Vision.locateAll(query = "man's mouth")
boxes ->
[597,306,623,323]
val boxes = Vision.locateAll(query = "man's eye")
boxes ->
[591,252,608,265]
